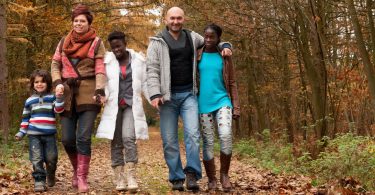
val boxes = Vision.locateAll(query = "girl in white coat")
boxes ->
[96,31,149,192]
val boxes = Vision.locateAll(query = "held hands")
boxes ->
[92,94,107,105]
[55,84,64,98]
[221,48,232,57]
[151,97,164,110]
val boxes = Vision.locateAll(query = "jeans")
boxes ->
[28,134,58,182]
[200,106,232,161]
[61,110,98,156]
[111,106,138,167]
[159,91,201,182]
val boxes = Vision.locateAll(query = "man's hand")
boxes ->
[221,48,232,57]
[151,97,164,110]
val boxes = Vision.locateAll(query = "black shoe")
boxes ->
[47,175,56,187]
[171,180,184,191]
[186,172,199,191]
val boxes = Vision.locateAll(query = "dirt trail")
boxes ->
[2,126,316,194]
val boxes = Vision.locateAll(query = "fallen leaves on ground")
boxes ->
[1,127,373,194]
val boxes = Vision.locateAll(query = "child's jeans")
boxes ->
[28,134,58,182]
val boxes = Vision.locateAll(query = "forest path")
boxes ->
[2,126,316,194]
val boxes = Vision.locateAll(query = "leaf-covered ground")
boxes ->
[0,127,368,194]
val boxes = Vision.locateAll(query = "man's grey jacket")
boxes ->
[146,29,230,102]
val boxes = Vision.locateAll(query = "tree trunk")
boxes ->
[296,52,309,140]
[295,2,328,141]
[241,39,267,136]
[366,0,375,66]
[280,38,295,143]
[0,2,9,144]
[308,0,329,140]
[234,119,241,139]
[246,57,255,137]
[347,0,375,107]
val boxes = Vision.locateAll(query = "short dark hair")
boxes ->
[204,23,222,43]
[72,4,93,25]
[29,69,52,93]
[107,31,126,43]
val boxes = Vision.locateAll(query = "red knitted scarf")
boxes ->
[62,28,97,59]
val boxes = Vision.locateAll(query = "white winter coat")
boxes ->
[96,49,149,140]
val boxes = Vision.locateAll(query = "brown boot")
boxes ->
[77,154,91,193]
[203,158,217,190]
[220,152,232,192]
[67,152,78,188]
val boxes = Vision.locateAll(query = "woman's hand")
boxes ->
[93,95,107,105]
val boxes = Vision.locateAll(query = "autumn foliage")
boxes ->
[0,0,374,193]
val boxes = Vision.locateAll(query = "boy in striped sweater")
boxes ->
[15,69,65,192]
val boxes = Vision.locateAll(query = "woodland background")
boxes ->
[0,0,374,192]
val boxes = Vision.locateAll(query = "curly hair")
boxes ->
[107,31,126,43]
[29,69,52,94]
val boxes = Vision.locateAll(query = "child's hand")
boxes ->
[15,132,24,141]
[55,84,64,98]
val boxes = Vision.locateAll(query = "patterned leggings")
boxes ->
[200,106,232,161]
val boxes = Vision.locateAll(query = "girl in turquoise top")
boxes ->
[198,47,233,112]
[197,23,240,192]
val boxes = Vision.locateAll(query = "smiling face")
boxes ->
[110,39,127,60]
[204,28,219,50]
[33,76,47,93]
[73,14,90,35]
[165,7,185,33]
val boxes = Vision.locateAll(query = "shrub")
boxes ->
[306,133,374,189]
[234,132,375,190]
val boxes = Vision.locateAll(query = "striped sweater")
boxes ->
[17,93,64,137]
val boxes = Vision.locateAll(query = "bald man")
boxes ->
[146,6,232,191]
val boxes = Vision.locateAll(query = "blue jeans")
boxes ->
[28,134,58,182]
[61,111,98,156]
[159,91,202,182]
